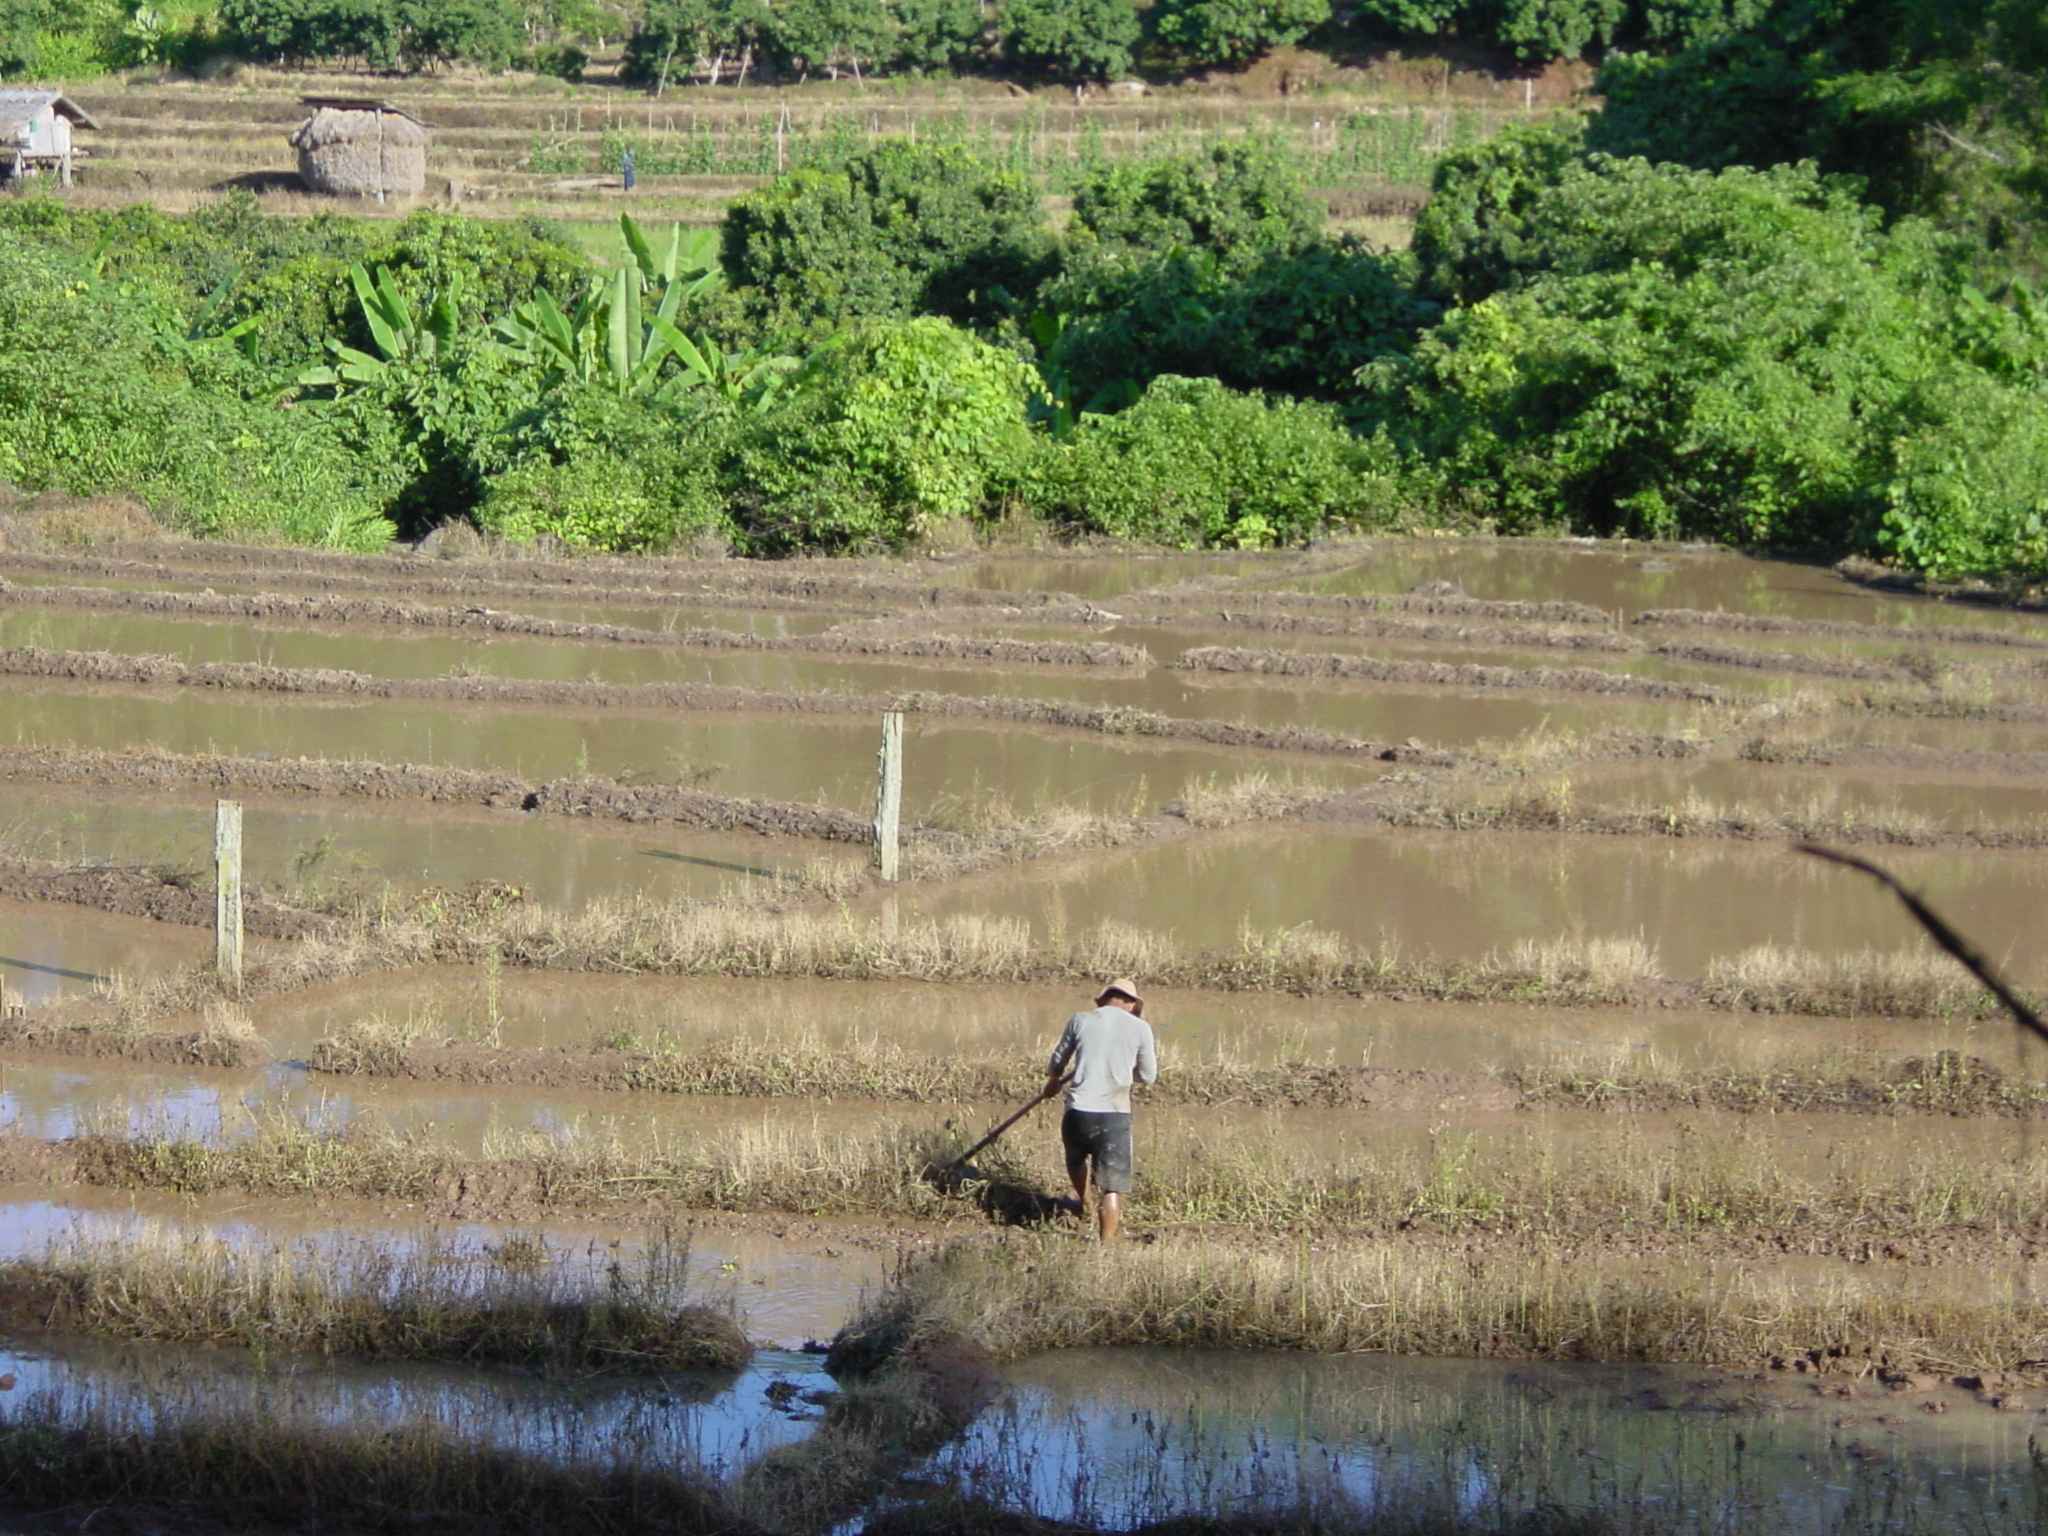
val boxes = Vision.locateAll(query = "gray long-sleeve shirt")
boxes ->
[1048,1005,1157,1114]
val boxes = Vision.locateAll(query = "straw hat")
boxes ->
[1095,977,1144,1007]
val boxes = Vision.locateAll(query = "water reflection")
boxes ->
[933,1349,2048,1533]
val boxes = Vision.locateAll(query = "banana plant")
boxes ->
[299,264,462,390]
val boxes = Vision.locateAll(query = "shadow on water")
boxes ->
[640,849,797,881]
[0,954,107,984]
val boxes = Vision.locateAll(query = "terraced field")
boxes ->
[1,534,2046,1532]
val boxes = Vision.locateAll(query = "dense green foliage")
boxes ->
[9,0,2048,585]
[219,0,522,68]
[722,142,1045,331]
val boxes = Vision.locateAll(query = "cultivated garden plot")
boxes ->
[3,538,2048,1531]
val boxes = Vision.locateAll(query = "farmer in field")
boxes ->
[1043,977,1157,1241]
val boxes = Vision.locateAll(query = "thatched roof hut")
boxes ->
[290,97,428,201]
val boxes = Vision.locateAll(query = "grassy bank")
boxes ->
[33,1098,2048,1244]
[0,1222,749,1370]
[839,1233,2048,1375]
[306,1020,2048,1121]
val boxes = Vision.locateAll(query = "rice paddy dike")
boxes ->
[2,534,2048,1533]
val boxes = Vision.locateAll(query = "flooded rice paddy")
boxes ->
[0,536,2045,1531]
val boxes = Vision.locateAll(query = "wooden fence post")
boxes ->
[215,800,243,989]
[874,712,903,882]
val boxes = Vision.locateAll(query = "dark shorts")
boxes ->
[1062,1109,1134,1194]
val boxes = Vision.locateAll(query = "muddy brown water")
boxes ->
[0,609,1701,748]
[253,967,2026,1079]
[0,895,207,1004]
[0,681,1378,816]
[1296,542,2048,634]
[0,784,868,908]
[904,824,2048,984]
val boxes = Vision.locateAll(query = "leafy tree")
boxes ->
[621,0,717,85]
[1152,0,1330,67]
[722,140,1047,330]
[1067,142,1324,264]
[1346,0,1469,39]
[1590,0,2048,275]
[1494,0,1627,62]
[766,0,894,77]
[1409,118,1590,305]
[1001,0,1140,79]
[894,0,981,70]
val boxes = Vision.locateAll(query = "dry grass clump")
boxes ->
[1702,945,2006,1018]
[1172,770,1332,828]
[0,1222,750,1371]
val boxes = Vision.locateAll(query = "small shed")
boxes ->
[0,90,97,188]
[290,97,429,202]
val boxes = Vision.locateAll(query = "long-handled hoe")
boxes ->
[935,1079,1066,1192]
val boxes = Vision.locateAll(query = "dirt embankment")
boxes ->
[0,744,877,842]
[0,854,324,938]
[0,583,1148,669]
[1647,639,1914,683]
[1148,607,1643,653]
[1637,607,2048,651]
[1144,587,1618,627]
[1741,739,2048,776]
[0,646,1453,763]
[0,1017,258,1068]
[0,544,1074,613]
[1175,645,1730,701]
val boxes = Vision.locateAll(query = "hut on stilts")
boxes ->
[289,98,429,202]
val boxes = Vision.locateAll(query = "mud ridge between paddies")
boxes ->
[0,747,877,842]
[1175,644,1735,699]
[0,582,1148,669]
[0,854,323,939]
[0,648,1452,761]
[1636,606,2048,650]
[295,1030,2048,1122]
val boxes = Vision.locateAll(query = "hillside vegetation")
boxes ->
[0,0,2041,581]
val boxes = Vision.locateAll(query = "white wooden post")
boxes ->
[874,712,902,882]
[215,800,243,988]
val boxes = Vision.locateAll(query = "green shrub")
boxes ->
[1019,375,1384,547]
[730,316,1035,553]
[0,234,396,549]
[722,141,1046,332]
[477,389,732,552]
[1044,239,1434,402]
[1367,160,1958,546]
[1879,371,2048,581]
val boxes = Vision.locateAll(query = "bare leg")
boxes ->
[1067,1157,1091,1221]
[1098,1192,1121,1242]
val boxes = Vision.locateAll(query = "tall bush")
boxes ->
[729,317,1035,552]
[722,140,1045,330]
[1020,375,1384,547]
